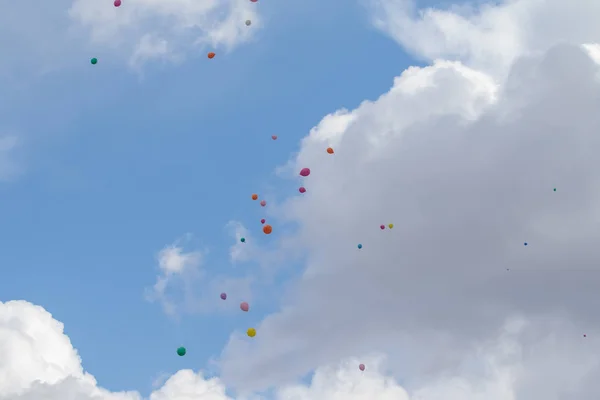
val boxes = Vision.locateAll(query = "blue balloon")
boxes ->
[357,244,363,249]
[524,242,528,246]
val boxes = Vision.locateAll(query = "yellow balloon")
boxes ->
[388,223,394,229]
[247,328,256,337]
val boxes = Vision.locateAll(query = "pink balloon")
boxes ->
[260,200,266,207]
[114,0,121,6]
[299,186,306,193]
[299,168,310,177]
[261,218,266,224]
[240,302,249,312]
[359,364,365,371]
[250,0,258,2]
[220,293,227,300]
[380,225,385,230]
[271,135,277,140]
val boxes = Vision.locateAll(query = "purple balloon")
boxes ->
[380,225,385,230]
[261,218,266,224]
[240,302,249,312]
[359,363,365,371]
[299,168,310,177]
[260,200,266,207]
[220,293,227,300]
[114,0,121,6]
[299,186,306,193]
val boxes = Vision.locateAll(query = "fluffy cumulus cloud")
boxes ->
[68,0,260,66]
[216,0,600,397]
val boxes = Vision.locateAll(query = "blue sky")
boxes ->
[0,0,415,396]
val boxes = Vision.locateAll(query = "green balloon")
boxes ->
[177,347,186,356]
[240,237,246,243]
[90,58,98,65]
[553,188,557,191]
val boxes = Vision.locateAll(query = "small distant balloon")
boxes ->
[240,237,246,243]
[240,302,249,312]
[220,293,227,300]
[263,224,273,234]
[208,52,215,59]
[245,20,251,26]
[299,186,306,193]
[271,135,277,140]
[326,147,334,154]
[388,223,394,229]
[260,200,267,207]
[359,364,365,371]
[584,334,587,337]
[553,188,557,191]
[299,168,310,177]
[177,347,186,356]
[250,0,258,2]
[357,244,363,249]
[252,194,258,200]
[380,225,385,230]
[524,242,528,246]
[247,328,256,337]
[114,0,121,6]
[260,218,266,224]
[90,58,98,65]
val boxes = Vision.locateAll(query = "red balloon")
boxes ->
[299,168,310,177]
[114,0,121,6]
[271,135,277,140]
[299,187,306,193]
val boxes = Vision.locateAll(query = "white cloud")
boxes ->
[68,0,260,67]
[4,300,600,399]
[368,0,600,78]
[146,236,204,315]
[216,0,600,396]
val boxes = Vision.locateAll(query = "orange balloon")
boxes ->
[251,194,258,200]
[326,147,334,154]
[263,224,272,234]
[208,52,215,59]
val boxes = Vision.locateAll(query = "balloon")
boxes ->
[252,194,258,200]
[240,238,246,243]
[177,347,186,356]
[388,223,394,229]
[299,168,310,177]
[208,52,215,59]
[524,242,528,246]
[357,244,362,249]
[114,0,121,6]
[359,364,365,371]
[380,225,385,230]
[245,20,251,26]
[260,200,266,207]
[272,135,277,140]
[584,334,587,337]
[90,58,98,65]
[220,293,227,300]
[263,224,272,234]
[240,302,249,312]
[553,188,557,191]
[261,218,266,224]
[250,0,258,2]
[247,328,256,337]
[299,186,306,193]
[326,147,334,154]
